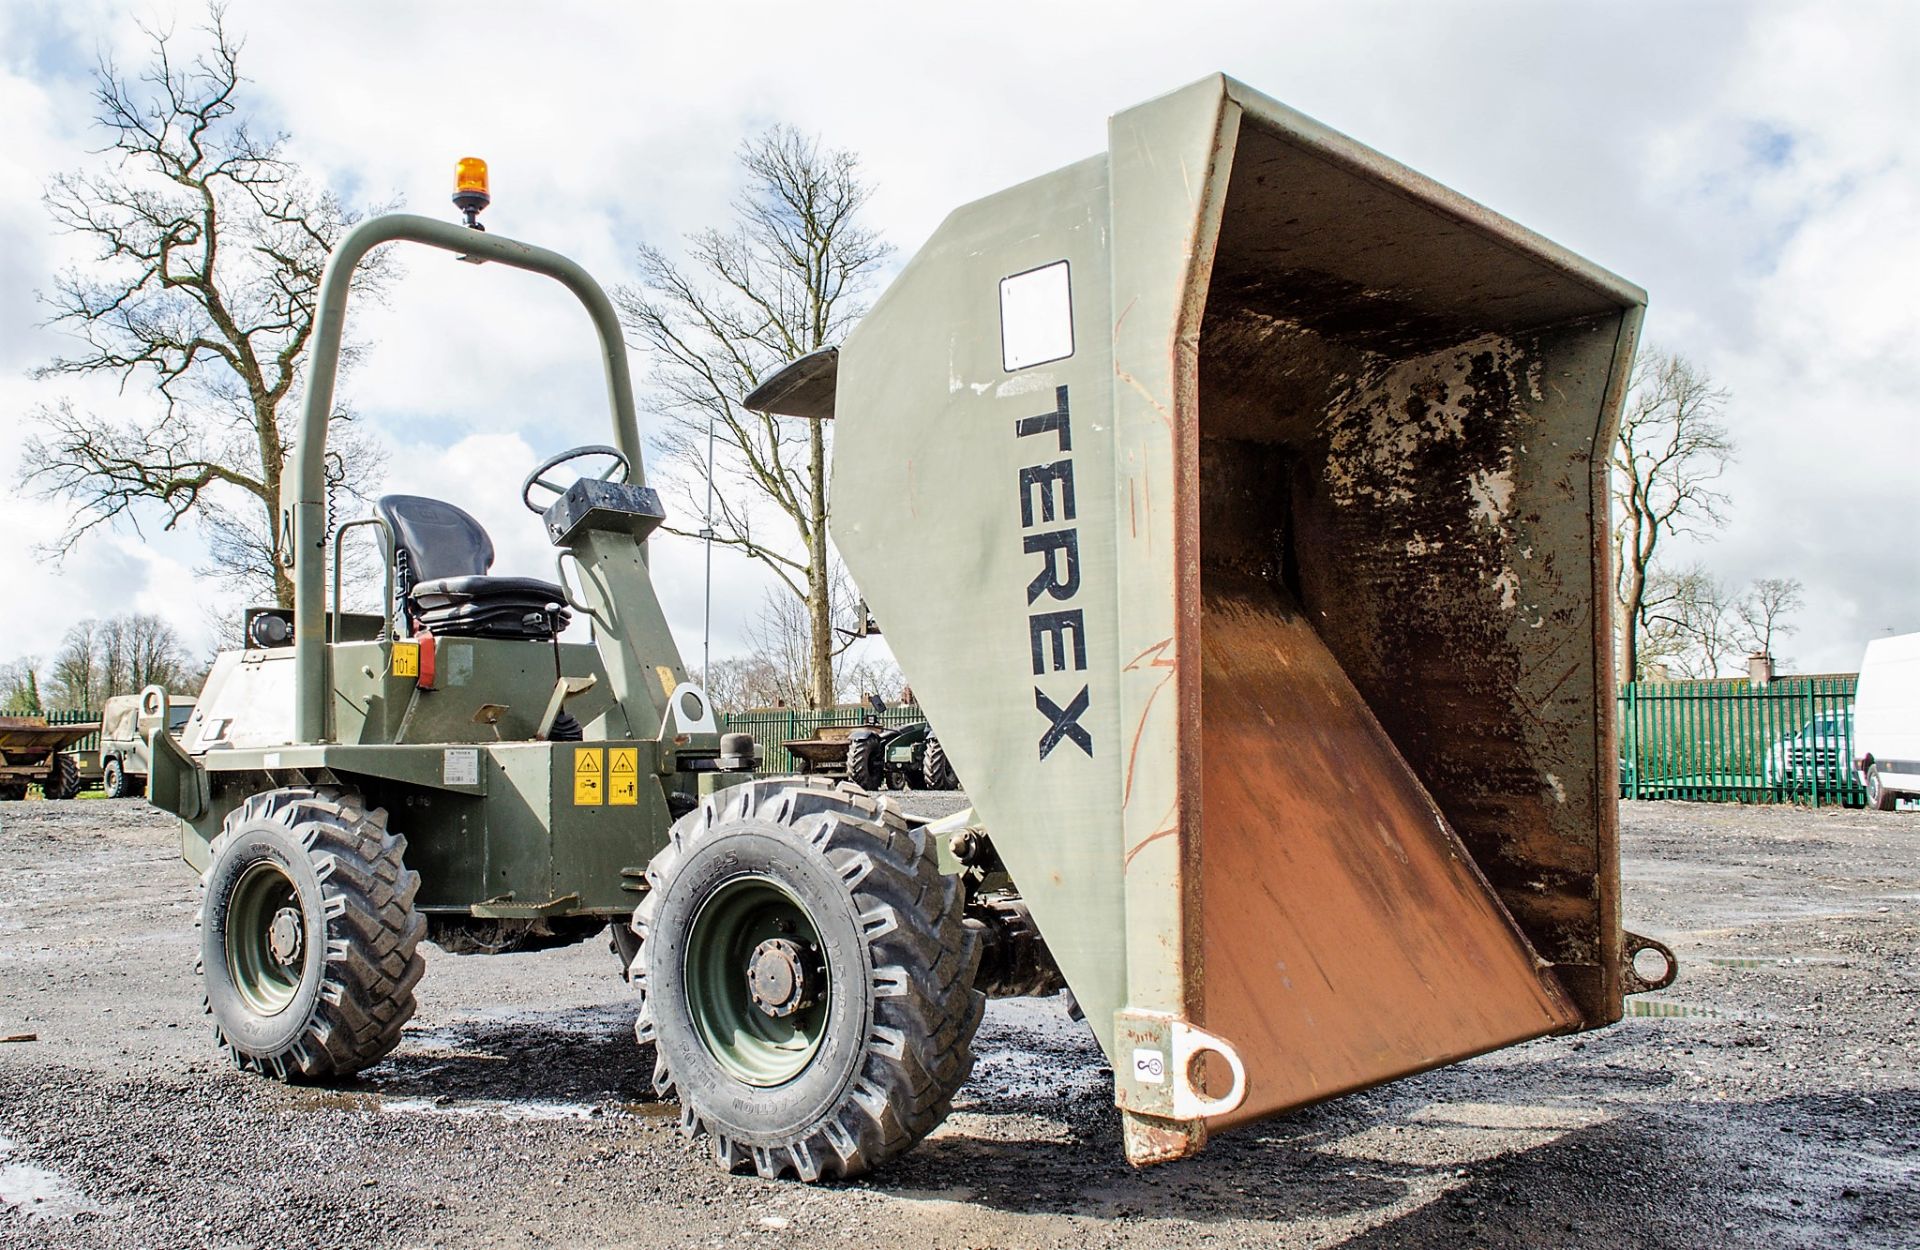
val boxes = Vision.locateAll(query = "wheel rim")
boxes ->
[683,874,830,1087]
[226,860,306,1016]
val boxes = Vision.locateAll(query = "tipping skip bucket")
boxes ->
[819,76,1646,1163]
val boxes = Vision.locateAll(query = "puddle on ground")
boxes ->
[0,1132,94,1222]
[292,1087,627,1122]
[378,1096,602,1121]
[1627,998,1721,1018]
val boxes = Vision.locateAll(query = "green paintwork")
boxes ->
[226,860,303,1016]
[287,214,644,744]
[147,213,744,929]
[683,875,829,1086]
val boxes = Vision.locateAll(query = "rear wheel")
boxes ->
[845,732,883,791]
[921,734,958,791]
[631,781,982,1181]
[1867,765,1898,811]
[200,787,426,1080]
[103,759,128,799]
[45,754,82,800]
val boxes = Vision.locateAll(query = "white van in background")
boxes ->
[1854,632,1920,810]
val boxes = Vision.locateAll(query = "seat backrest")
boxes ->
[377,495,495,592]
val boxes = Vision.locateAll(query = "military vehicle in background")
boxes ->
[92,693,199,798]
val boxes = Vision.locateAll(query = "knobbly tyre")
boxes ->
[143,76,1675,1182]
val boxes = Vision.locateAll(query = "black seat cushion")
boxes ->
[377,495,568,641]
[411,575,572,640]
[411,575,569,605]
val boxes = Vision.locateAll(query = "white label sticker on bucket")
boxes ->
[1132,1048,1166,1084]
[999,261,1074,371]
[443,748,479,786]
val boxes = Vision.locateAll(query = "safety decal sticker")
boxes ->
[609,746,638,806]
[391,641,420,678]
[1132,1048,1166,1084]
[573,747,604,805]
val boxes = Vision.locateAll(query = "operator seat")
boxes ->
[377,495,571,641]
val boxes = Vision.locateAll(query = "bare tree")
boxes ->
[45,614,194,710]
[46,621,103,711]
[0,660,44,716]
[1641,566,1738,679]
[616,127,890,708]
[841,655,907,707]
[1735,577,1804,664]
[1612,349,1735,679]
[702,655,791,714]
[713,575,896,711]
[21,7,390,606]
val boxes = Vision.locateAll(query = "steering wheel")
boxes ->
[521,444,631,515]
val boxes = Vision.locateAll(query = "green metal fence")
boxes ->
[1618,676,1862,806]
[721,705,926,776]
[46,708,101,754]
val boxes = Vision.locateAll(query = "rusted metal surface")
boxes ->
[1188,107,1641,1035]
[0,716,102,758]
[1196,574,1581,1125]
[781,725,864,770]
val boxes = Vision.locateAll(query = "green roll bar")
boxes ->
[288,213,642,742]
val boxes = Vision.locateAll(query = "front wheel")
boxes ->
[200,788,426,1080]
[103,759,128,799]
[630,782,982,1181]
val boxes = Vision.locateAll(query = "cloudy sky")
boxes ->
[0,0,1914,680]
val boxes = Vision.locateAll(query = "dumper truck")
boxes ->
[0,716,96,801]
[141,76,1673,1181]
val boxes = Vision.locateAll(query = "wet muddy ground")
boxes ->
[0,797,1914,1249]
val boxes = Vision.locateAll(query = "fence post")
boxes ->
[1806,682,1819,807]
[1625,682,1639,800]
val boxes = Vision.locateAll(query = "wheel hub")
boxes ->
[267,906,304,966]
[746,937,821,1018]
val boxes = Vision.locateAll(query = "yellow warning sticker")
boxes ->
[655,665,678,697]
[573,747,604,805]
[391,642,419,679]
[609,746,638,806]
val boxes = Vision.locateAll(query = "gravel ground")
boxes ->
[0,795,1915,1249]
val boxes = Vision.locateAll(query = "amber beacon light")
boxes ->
[453,157,490,229]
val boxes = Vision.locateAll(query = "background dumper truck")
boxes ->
[0,715,95,800]
[142,74,1672,1182]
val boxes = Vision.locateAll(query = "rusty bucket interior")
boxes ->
[1177,104,1646,1129]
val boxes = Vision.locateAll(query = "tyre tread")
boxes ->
[631,780,981,1181]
